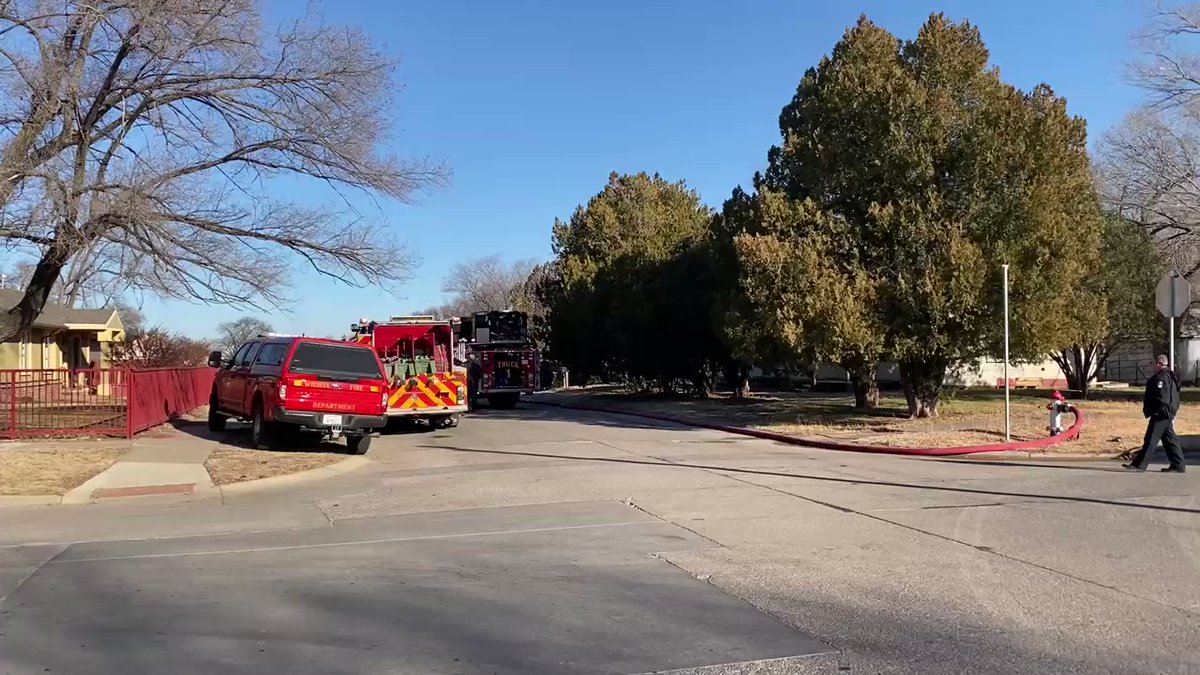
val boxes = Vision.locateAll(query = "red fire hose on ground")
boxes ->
[531,399,1085,457]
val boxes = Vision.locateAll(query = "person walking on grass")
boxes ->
[1125,354,1187,473]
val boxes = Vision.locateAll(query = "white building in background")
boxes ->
[755,356,1071,390]
[748,314,1200,391]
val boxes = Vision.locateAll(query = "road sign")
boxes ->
[1156,273,1191,318]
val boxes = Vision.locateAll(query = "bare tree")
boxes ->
[4,243,134,307]
[1096,111,1200,274]
[441,255,539,314]
[0,0,445,339]
[110,326,212,367]
[1098,2,1200,277]
[215,315,272,355]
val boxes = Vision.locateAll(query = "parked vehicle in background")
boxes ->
[349,316,468,428]
[457,310,539,409]
[206,334,389,454]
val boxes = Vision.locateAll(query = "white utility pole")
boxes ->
[1002,264,1011,443]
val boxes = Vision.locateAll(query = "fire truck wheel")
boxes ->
[488,393,519,410]
[346,435,372,455]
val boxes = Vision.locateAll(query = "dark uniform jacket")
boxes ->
[1144,369,1181,420]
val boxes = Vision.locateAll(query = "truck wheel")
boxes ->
[488,393,519,410]
[249,405,273,449]
[207,397,227,432]
[346,435,372,455]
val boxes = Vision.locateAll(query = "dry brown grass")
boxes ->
[204,445,347,485]
[0,441,129,495]
[570,389,1181,456]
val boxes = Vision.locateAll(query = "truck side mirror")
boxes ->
[207,350,222,368]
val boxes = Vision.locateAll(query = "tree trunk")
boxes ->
[722,361,751,398]
[8,243,70,337]
[898,358,948,418]
[1052,345,1098,400]
[691,363,715,398]
[850,375,879,409]
[846,362,879,409]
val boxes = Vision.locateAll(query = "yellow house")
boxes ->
[0,290,126,371]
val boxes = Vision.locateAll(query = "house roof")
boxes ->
[0,289,122,340]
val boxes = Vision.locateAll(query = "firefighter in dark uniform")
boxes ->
[1125,354,1187,473]
[466,352,482,412]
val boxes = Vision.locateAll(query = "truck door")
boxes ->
[218,343,251,410]
[227,341,261,413]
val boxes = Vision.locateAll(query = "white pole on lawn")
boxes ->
[1002,264,1011,443]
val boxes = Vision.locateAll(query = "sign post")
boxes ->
[1155,272,1192,370]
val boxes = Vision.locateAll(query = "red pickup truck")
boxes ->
[206,335,389,454]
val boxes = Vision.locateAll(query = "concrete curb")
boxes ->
[218,455,371,496]
[530,398,1090,457]
[0,494,64,509]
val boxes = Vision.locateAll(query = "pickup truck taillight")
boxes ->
[381,389,389,412]
[278,383,288,400]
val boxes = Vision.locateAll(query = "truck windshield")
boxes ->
[287,343,384,380]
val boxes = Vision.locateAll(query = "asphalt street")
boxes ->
[1,403,1197,674]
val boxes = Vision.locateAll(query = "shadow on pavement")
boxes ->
[167,418,352,454]
[467,401,705,432]
[423,444,1200,516]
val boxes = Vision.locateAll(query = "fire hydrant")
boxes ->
[1046,390,1074,437]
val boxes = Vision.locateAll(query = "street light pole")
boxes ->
[1002,264,1011,443]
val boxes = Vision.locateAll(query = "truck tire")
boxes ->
[346,435,372,455]
[207,393,227,432]
[249,404,273,449]
[488,393,519,410]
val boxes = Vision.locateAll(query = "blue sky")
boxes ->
[140,0,1147,339]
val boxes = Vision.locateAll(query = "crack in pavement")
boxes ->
[566,437,1200,621]
[0,544,67,608]
[709,470,1200,620]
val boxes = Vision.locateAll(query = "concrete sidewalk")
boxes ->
[62,427,218,505]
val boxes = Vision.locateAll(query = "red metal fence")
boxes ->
[0,367,214,439]
[126,367,215,436]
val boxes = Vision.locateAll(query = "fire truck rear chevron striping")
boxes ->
[349,315,467,428]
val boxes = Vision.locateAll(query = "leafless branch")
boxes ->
[439,255,541,314]
[0,0,447,337]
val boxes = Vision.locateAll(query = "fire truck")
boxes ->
[457,310,538,409]
[349,315,468,428]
